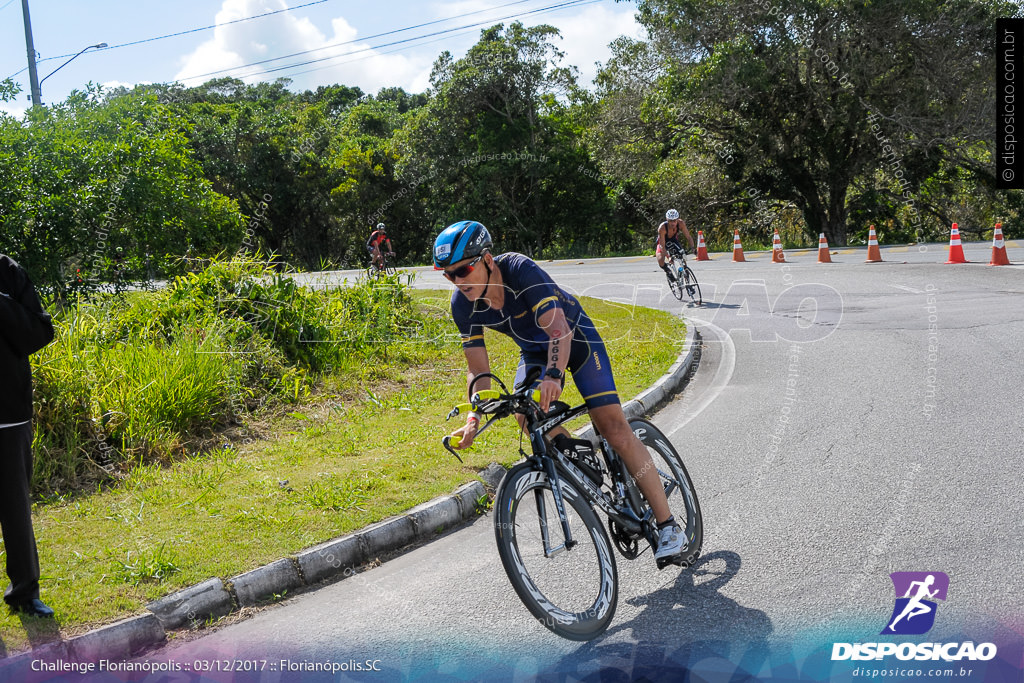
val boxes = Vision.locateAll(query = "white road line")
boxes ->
[666,318,736,437]
[889,284,925,294]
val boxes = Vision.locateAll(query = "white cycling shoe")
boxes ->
[654,523,685,560]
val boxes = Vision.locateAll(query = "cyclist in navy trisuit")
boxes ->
[434,220,686,562]
[656,209,694,282]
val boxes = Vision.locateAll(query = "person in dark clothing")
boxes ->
[0,254,55,618]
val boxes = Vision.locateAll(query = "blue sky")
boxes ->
[1,0,642,117]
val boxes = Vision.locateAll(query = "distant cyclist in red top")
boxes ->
[366,223,394,271]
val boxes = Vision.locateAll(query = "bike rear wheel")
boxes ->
[629,418,703,567]
[494,463,618,641]
[683,265,702,306]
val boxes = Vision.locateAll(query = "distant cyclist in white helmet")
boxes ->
[656,209,694,282]
[366,222,394,271]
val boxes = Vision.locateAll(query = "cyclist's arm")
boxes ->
[657,223,667,251]
[453,345,490,448]
[464,345,491,399]
[680,221,695,251]
[536,306,572,411]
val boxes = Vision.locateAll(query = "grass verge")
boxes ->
[1,288,686,653]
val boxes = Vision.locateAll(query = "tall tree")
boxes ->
[624,0,1012,245]
[403,23,605,256]
[0,88,242,298]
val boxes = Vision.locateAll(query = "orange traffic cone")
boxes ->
[696,230,711,261]
[817,233,832,263]
[771,230,786,263]
[989,223,1010,266]
[815,233,831,264]
[732,229,746,262]
[945,223,968,263]
[865,225,883,262]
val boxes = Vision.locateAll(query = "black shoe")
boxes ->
[9,598,55,618]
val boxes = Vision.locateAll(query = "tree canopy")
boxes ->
[1,4,1017,295]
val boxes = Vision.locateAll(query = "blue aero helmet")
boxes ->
[433,221,493,269]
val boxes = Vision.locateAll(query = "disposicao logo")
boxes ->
[882,571,948,635]
[832,571,997,662]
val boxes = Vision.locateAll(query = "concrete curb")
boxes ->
[8,321,699,665]
[147,577,233,630]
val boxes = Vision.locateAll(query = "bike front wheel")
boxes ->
[494,462,618,641]
[667,263,685,301]
[683,265,702,306]
[629,418,703,567]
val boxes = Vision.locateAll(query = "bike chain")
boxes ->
[608,519,641,560]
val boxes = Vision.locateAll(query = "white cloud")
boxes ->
[0,100,27,120]
[172,0,642,95]
[545,4,644,86]
[101,80,142,93]
[426,0,643,88]
[174,0,431,95]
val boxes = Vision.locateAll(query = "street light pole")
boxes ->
[21,0,41,107]
[39,43,108,91]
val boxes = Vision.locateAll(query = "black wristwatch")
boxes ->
[544,367,564,380]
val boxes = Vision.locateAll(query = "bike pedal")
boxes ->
[656,555,689,570]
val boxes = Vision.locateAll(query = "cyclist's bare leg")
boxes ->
[588,404,672,523]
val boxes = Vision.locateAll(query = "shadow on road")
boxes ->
[540,550,776,681]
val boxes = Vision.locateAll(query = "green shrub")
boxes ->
[30,256,423,494]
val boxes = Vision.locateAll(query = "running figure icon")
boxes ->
[881,571,949,635]
[888,575,938,631]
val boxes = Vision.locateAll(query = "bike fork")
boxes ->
[536,446,577,557]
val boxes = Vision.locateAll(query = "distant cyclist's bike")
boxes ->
[367,251,397,278]
[441,370,703,641]
[665,243,702,305]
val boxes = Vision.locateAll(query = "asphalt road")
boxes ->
[145,240,1023,681]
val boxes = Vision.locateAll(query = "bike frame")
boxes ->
[444,378,659,558]
[526,405,658,557]
[666,242,688,269]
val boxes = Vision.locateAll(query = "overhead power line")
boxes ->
[177,0,597,84]
[4,0,335,80]
[176,0,541,82]
[276,0,602,82]
[52,0,334,61]
[267,0,605,81]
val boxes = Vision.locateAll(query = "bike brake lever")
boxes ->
[441,436,464,463]
[446,403,472,421]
